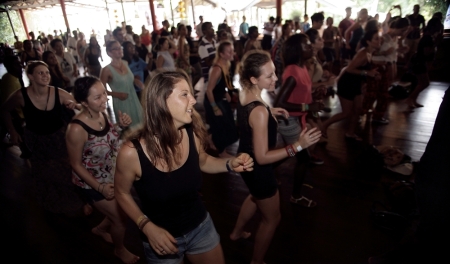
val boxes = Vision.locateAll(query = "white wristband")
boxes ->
[296,144,303,152]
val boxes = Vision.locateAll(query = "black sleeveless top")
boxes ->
[86,46,101,66]
[237,101,278,155]
[21,87,64,135]
[132,125,206,238]
[24,48,40,63]
[211,65,232,101]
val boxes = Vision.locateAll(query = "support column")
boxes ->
[105,0,112,31]
[59,0,70,30]
[304,0,307,16]
[169,0,174,27]
[18,9,29,39]
[5,7,17,36]
[190,0,196,26]
[120,0,126,23]
[276,0,281,18]
[148,0,158,31]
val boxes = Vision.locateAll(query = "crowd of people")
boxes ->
[0,3,447,264]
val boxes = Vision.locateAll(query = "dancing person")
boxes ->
[261,16,275,50]
[84,36,103,77]
[204,41,239,157]
[140,26,151,48]
[114,70,254,264]
[272,23,292,87]
[364,18,409,123]
[77,32,87,68]
[321,30,381,140]
[274,34,326,206]
[0,55,24,145]
[338,7,354,61]
[405,18,442,108]
[20,40,42,66]
[51,38,78,89]
[404,4,426,64]
[42,51,69,90]
[230,50,321,264]
[66,76,139,264]
[134,33,149,62]
[345,8,369,59]
[100,40,143,129]
[239,16,249,45]
[0,61,85,215]
[176,24,192,78]
[323,17,341,63]
[243,26,262,55]
[155,38,176,71]
[122,41,150,99]
[198,22,217,84]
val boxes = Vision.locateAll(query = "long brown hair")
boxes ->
[129,70,208,170]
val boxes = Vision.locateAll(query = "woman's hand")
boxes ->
[229,153,254,172]
[297,127,322,149]
[213,107,223,116]
[9,130,22,146]
[270,107,289,119]
[115,92,129,101]
[367,68,380,78]
[326,76,337,86]
[63,100,78,110]
[143,224,179,255]
[100,183,115,200]
[118,110,132,128]
[309,102,325,112]
[225,92,231,103]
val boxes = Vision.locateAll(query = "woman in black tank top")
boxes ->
[322,30,381,141]
[20,40,42,66]
[1,61,85,215]
[231,51,321,264]
[114,71,254,264]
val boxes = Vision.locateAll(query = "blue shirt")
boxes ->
[240,22,249,36]
[128,58,147,91]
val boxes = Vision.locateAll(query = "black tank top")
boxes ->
[86,46,101,66]
[21,87,64,135]
[237,101,278,155]
[132,125,206,238]
[24,48,40,63]
[211,65,231,101]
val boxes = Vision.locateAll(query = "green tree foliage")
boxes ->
[0,10,26,45]
[354,0,448,20]
[424,0,449,18]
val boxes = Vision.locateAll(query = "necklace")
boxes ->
[251,89,269,107]
[86,110,104,130]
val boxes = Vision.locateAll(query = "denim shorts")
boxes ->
[142,212,220,264]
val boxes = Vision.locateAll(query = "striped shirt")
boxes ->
[198,38,217,82]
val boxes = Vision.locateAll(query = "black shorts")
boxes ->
[337,73,363,101]
[241,165,278,200]
[80,188,105,204]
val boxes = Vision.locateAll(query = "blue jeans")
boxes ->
[142,212,220,264]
